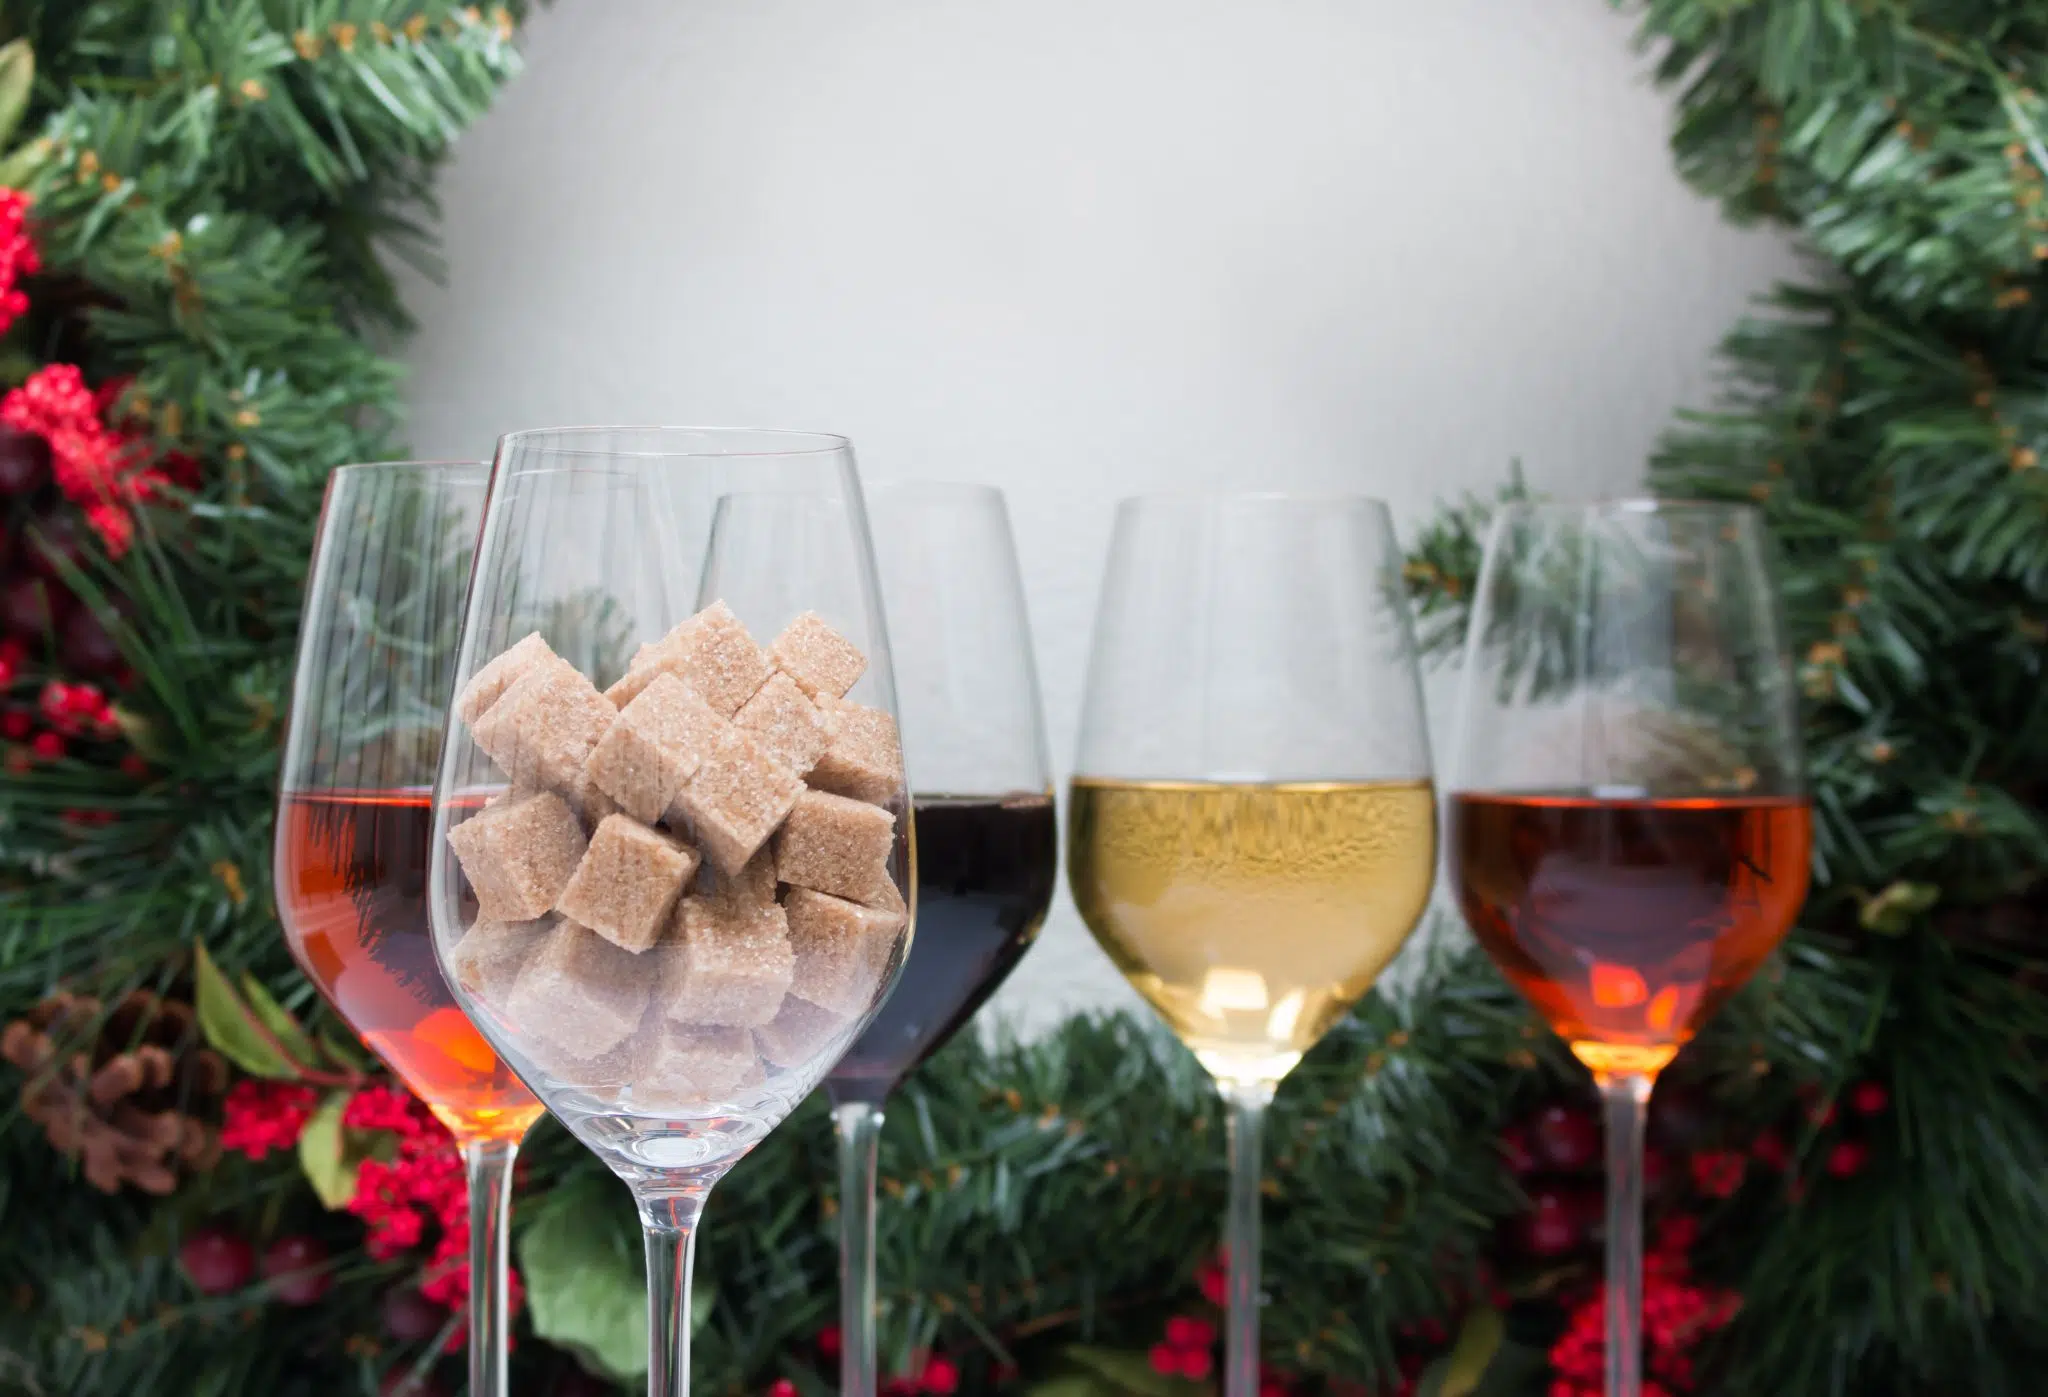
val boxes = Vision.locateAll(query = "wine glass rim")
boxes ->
[330,459,489,476]
[496,425,851,459]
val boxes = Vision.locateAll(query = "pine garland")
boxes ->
[1,2,2044,1396]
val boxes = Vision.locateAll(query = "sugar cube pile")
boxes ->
[445,602,908,1109]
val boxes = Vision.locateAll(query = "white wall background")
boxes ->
[403,0,1798,1031]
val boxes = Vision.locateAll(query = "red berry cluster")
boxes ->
[1147,1313,1217,1382]
[0,188,38,334]
[219,1080,321,1160]
[176,1224,335,1306]
[1501,1102,1605,1258]
[210,1076,525,1348]
[0,364,169,556]
[1545,1216,1738,1397]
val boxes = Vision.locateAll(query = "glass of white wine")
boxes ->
[1068,493,1437,1397]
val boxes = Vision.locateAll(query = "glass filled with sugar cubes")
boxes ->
[427,428,912,1397]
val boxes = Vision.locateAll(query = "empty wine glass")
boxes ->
[428,428,912,1397]
[1068,493,1437,1397]
[1447,500,1810,1397]
[276,461,542,1397]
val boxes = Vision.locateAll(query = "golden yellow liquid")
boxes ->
[1068,778,1436,1085]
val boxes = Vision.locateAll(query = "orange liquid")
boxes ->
[276,789,543,1142]
[1449,792,1812,1077]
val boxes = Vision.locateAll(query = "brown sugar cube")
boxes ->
[693,848,779,913]
[733,672,831,776]
[555,815,700,953]
[505,919,656,1063]
[776,789,897,904]
[753,995,849,1069]
[768,611,867,701]
[472,662,617,797]
[456,632,561,725]
[610,601,771,716]
[786,887,906,1015]
[447,792,588,922]
[629,1023,763,1110]
[661,898,794,1027]
[808,699,905,806]
[586,673,726,824]
[447,918,550,1006]
[670,726,804,874]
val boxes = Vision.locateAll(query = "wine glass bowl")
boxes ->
[1446,498,1810,1397]
[427,428,909,1397]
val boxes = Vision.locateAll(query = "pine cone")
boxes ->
[1,989,229,1194]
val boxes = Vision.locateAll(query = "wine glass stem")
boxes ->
[834,1100,886,1397]
[463,1137,518,1397]
[639,1187,712,1397]
[1222,1079,1275,1397]
[1598,1072,1653,1397]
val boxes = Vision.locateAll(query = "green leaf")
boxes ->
[194,942,300,1080]
[241,974,319,1069]
[297,1090,357,1209]
[1063,1345,1211,1397]
[518,1185,649,1381]
[1425,1306,1503,1397]
[0,40,32,151]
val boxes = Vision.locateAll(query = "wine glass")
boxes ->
[275,460,543,1397]
[1068,493,1437,1397]
[427,428,913,1397]
[1446,500,1810,1397]
[831,482,1056,1397]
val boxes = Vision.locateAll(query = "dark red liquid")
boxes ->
[275,790,543,1141]
[826,795,1058,1104]
[1449,792,1812,1077]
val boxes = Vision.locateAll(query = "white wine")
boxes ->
[1068,778,1436,1085]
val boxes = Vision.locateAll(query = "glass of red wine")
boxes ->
[276,461,542,1397]
[700,481,1057,1397]
[838,483,1056,1396]
[1446,500,1811,1397]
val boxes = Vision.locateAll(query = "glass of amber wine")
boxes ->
[1069,494,1437,1397]
[1447,500,1810,1397]
[276,462,544,1397]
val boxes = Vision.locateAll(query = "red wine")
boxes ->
[826,794,1057,1103]
[1449,791,1812,1077]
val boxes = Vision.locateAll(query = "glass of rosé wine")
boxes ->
[276,461,541,1397]
[1447,499,1811,1397]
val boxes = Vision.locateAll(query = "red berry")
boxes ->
[1808,1099,1838,1129]
[1751,1130,1789,1171]
[381,1287,445,1343]
[261,1234,332,1305]
[769,1380,800,1397]
[1690,1150,1747,1199]
[1826,1139,1870,1178]
[120,752,148,777]
[1261,1382,1291,1397]
[1849,1081,1888,1115]
[1532,1104,1601,1171]
[1,711,26,739]
[179,1226,255,1296]
[32,729,67,759]
[1176,1346,1213,1381]
[920,1356,959,1394]
[817,1324,842,1358]
[1518,1192,1579,1257]
[1148,1344,1179,1376]
[1165,1315,1215,1349]
[1197,1261,1227,1305]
